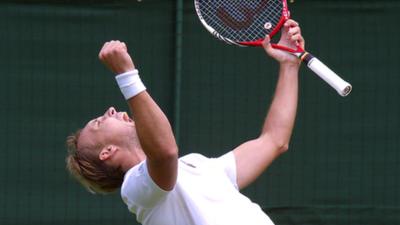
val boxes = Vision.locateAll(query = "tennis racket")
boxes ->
[194,0,352,97]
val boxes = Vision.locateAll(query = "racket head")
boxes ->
[194,0,289,47]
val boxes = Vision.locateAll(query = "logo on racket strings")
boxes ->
[217,0,270,30]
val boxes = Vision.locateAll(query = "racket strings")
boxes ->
[197,0,283,42]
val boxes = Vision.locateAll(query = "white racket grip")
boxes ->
[306,57,352,97]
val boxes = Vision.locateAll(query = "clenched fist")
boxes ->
[99,40,135,75]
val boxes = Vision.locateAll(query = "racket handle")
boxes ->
[302,53,352,97]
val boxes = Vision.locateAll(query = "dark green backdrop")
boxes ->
[1,1,399,225]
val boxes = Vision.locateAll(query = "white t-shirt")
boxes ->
[121,152,274,225]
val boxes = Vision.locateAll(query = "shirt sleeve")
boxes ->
[120,160,169,211]
[211,151,238,189]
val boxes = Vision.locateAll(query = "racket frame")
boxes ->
[194,0,352,96]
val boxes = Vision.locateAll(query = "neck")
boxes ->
[120,147,146,172]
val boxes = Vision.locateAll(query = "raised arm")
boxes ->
[98,41,178,191]
[233,20,304,189]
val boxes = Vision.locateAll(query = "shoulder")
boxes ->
[180,152,235,168]
[179,153,209,166]
[180,152,237,187]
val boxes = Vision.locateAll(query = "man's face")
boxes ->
[78,107,136,150]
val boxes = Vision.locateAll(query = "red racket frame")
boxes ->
[239,0,303,54]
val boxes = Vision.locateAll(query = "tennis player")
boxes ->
[66,19,303,225]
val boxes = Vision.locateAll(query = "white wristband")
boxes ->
[115,69,146,100]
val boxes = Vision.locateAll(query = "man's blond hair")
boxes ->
[65,129,124,194]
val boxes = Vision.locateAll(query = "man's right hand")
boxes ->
[262,19,305,68]
[98,40,135,75]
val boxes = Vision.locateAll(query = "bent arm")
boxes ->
[99,40,178,190]
[233,20,303,189]
[233,64,299,189]
[127,91,178,191]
